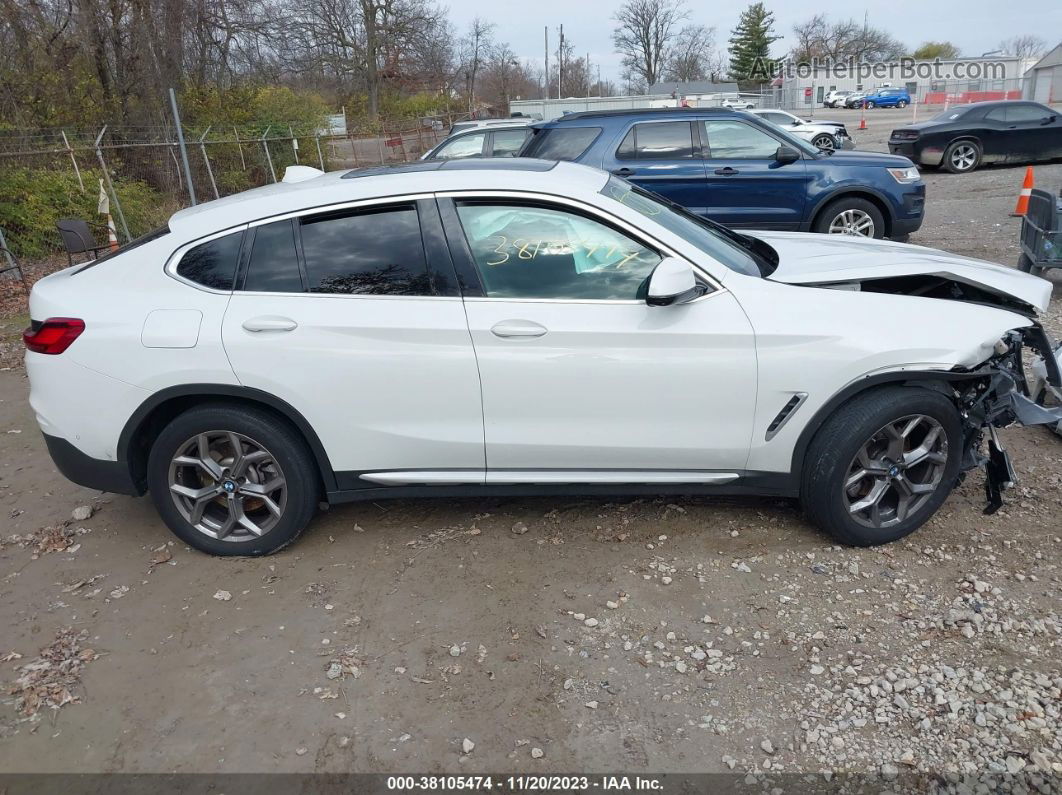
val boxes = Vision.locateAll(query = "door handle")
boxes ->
[714,167,739,176]
[611,167,635,177]
[242,316,298,333]
[490,320,548,339]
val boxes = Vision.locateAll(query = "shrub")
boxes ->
[0,167,174,261]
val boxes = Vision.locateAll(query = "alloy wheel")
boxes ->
[168,431,287,542]
[949,144,977,171]
[827,208,875,236]
[843,414,948,529]
[813,134,836,151]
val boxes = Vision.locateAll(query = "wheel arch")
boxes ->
[809,188,895,236]
[118,384,337,495]
[789,371,976,479]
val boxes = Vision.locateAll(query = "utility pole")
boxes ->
[544,26,549,100]
[586,52,591,97]
[168,87,196,206]
[558,24,564,99]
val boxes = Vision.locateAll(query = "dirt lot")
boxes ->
[1,115,1061,783]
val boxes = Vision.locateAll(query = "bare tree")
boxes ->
[459,17,494,115]
[664,24,715,82]
[999,35,1046,59]
[612,0,687,89]
[790,13,906,63]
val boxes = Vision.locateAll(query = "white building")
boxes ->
[1024,43,1062,104]
[771,55,1037,108]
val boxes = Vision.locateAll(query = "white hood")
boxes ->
[749,231,1053,314]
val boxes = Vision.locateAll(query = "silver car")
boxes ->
[748,108,855,151]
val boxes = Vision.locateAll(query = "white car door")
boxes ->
[221,198,485,486]
[443,194,757,482]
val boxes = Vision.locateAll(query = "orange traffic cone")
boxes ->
[1010,167,1034,216]
[106,213,119,250]
[858,106,867,130]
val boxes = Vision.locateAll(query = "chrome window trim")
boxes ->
[246,193,436,228]
[436,189,726,297]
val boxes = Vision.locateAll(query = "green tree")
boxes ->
[911,41,960,60]
[728,3,781,85]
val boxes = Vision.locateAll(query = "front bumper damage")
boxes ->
[953,322,1062,514]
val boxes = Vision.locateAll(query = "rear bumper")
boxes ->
[890,142,944,167]
[43,433,141,496]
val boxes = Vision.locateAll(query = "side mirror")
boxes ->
[775,146,800,164]
[646,258,702,307]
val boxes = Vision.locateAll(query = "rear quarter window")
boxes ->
[175,231,243,290]
[521,127,601,161]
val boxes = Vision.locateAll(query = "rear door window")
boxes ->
[616,122,695,160]
[299,206,431,295]
[176,231,243,290]
[520,127,601,160]
[490,129,531,156]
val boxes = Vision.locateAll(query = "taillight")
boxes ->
[23,318,85,355]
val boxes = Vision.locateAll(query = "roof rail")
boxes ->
[555,107,735,122]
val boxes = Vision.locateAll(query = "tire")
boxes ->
[813,196,886,239]
[942,139,981,173]
[812,133,837,151]
[865,100,875,109]
[801,386,962,546]
[1017,252,1043,277]
[897,100,908,108]
[147,403,319,556]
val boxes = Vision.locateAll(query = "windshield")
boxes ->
[600,176,769,277]
[931,106,970,121]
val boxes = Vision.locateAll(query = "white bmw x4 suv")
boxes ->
[25,160,1061,555]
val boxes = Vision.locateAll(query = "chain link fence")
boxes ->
[0,119,449,265]
[756,77,1029,112]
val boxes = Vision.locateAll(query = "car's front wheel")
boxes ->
[942,140,981,173]
[812,133,837,150]
[865,100,875,108]
[801,387,962,546]
[147,404,319,556]
[814,197,885,239]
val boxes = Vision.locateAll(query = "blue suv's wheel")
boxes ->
[814,197,886,239]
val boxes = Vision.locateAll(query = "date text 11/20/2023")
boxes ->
[386,775,664,791]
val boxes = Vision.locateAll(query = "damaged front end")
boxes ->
[950,322,1062,514]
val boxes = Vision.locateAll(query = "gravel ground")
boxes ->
[0,113,1060,787]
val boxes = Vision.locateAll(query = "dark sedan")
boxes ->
[889,100,1062,173]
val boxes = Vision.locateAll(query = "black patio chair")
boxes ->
[0,229,29,293]
[56,218,111,266]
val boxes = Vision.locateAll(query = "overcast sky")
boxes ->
[445,0,1060,86]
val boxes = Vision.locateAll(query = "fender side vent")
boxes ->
[765,393,808,441]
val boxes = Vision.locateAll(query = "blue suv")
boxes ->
[862,88,911,109]
[520,109,925,239]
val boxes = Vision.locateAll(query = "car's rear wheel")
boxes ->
[147,404,319,556]
[801,387,962,546]
[812,133,837,150]
[897,100,908,108]
[943,140,981,173]
[814,197,885,239]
